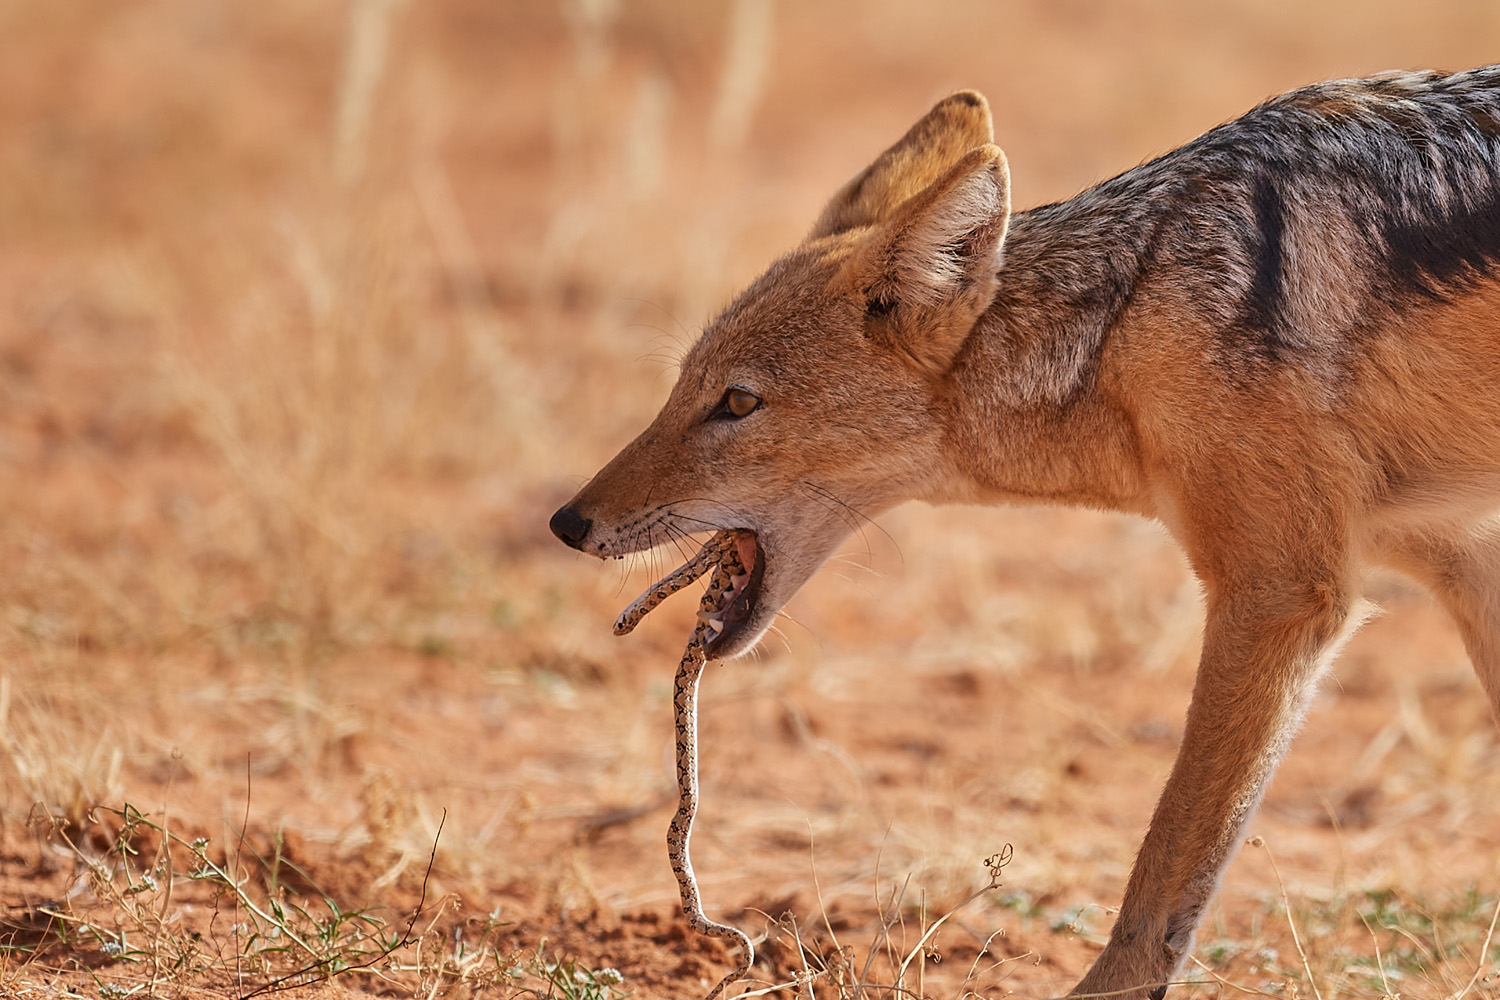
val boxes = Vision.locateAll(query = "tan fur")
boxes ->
[552,72,1500,999]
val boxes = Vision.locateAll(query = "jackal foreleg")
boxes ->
[1070,574,1366,1000]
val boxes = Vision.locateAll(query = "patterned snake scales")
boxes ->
[613,531,754,1000]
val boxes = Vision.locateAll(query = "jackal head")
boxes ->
[551,92,1010,658]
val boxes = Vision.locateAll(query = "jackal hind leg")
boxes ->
[1373,521,1500,719]
[1070,568,1363,1000]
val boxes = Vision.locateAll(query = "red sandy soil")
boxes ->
[3,3,1500,998]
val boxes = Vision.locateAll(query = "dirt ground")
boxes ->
[4,2,1500,998]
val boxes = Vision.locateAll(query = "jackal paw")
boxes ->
[1068,930,1183,1000]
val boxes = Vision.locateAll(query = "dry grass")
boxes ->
[0,798,639,1000]
[2,1,1500,998]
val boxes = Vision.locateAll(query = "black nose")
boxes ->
[549,505,593,550]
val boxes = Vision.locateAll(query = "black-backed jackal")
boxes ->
[552,66,1500,998]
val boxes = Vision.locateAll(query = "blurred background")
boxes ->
[4,2,1500,997]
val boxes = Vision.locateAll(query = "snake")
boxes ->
[614,531,754,1000]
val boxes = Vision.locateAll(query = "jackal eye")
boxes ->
[714,388,761,420]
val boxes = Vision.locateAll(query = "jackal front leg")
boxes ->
[1070,576,1364,1000]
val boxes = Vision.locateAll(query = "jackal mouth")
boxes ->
[702,531,765,655]
[612,529,767,657]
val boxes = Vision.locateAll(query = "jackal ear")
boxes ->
[810,91,994,238]
[857,144,1010,373]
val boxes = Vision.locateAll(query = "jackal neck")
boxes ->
[933,183,1161,515]
[984,177,1167,407]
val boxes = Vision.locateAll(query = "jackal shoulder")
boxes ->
[988,65,1500,404]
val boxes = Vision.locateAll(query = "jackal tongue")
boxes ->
[733,533,757,581]
[712,533,763,640]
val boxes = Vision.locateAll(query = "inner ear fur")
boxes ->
[810,90,994,239]
[855,144,1012,373]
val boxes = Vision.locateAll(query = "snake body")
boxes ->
[615,532,754,1000]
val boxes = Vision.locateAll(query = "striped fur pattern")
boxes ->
[989,66,1500,406]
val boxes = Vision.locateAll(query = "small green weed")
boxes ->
[528,949,629,1000]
